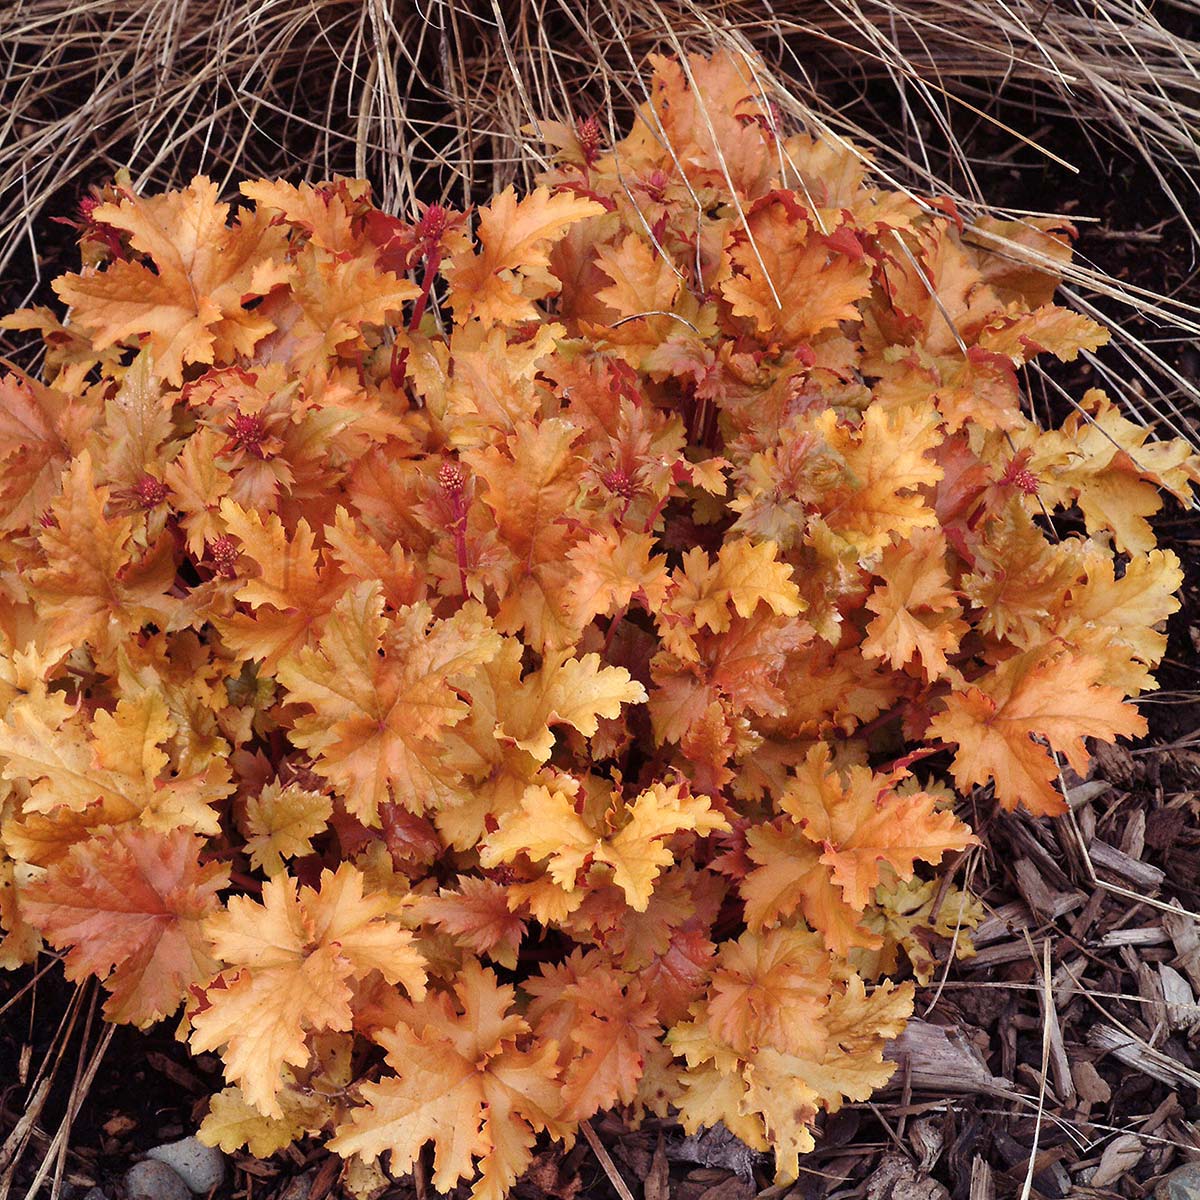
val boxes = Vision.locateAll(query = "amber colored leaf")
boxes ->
[483,780,728,912]
[927,646,1148,815]
[496,650,646,762]
[0,371,78,531]
[191,862,426,1118]
[446,186,605,325]
[241,780,333,876]
[817,404,943,555]
[701,927,833,1059]
[721,200,871,345]
[283,249,420,370]
[214,500,342,670]
[742,977,913,1182]
[643,51,777,196]
[669,539,803,637]
[27,451,177,656]
[94,351,176,490]
[526,949,664,1120]
[671,956,913,1184]
[740,820,877,956]
[780,744,976,910]
[978,304,1110,363]
[330,961,563,1200]
[277,582,501,824]
[420,877,528,970]
[206,1031,356,1157]
[22,826,228,1026]
[162,428,233,557]
[53,178,291,385]
[0,691,101,816]
[565,529,670,627]
[672,1059,770,1157]
[240,178,364,255]
[876,347,1024,434]
[198,1033,356,1156]
[465,418,586,650]
[593,234,680,319]
[0,688,230,835]
[862,528,967,679]
[733,405,942,558]
[0,856,41,969]
[1062,547,1182,690]
[1027,390,1200,554]
[200,1086,315,1158]
[864,875,984,984]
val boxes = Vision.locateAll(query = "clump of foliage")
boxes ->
[0,50,1194,1197]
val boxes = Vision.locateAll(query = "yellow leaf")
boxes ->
[192,863,426,1118]
[242,781,333,876]
[484,779,728,911]
[497,651,646,761]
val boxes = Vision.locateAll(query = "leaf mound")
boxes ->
[1,50,1195,1198]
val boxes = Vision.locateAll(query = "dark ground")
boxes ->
[2,28,1200,1200]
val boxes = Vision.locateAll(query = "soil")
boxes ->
[2,31,1200,1200]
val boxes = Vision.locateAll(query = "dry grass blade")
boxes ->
[0,981,108,1200]
[580,1120,638,1200]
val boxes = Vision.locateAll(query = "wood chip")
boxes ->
[1066,780,1113,809]
[974,894,1084,947]
[1163,902,1200,992]
[1013,858,1068,921]
[1096,927,1170,948]
[968,1156,994,1200]
[1088,1023,1200,1090]
[1041,979,1076,1107]
[1159,963,1200,1032]
[887,1020,1012,1093]
[1089,1134,1144,1188]
[1071,1059,1112,1105]
[645,1135,669,1200]
[1087,839,1164,890]
[1119,809,1146,859]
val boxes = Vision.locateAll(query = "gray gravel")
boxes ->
[123,1160,190,1200]
[145,1136,227,1194]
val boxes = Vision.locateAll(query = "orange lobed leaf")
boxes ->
[22,826,228,1026]
[446,186,605,326]
[927,645,1148,815]
[53,177,291,385]
[780,744,977,910]
[191,862,426,1118]
[276,582,502,824]
[330,961,563,1200]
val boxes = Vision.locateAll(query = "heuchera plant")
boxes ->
[1,50,1196,1197]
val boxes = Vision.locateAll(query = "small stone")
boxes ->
[80,1189,110,1200]
[145,1137,227,1194]
[1159,1164,1200,1200]
[124,1160,190,1200]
